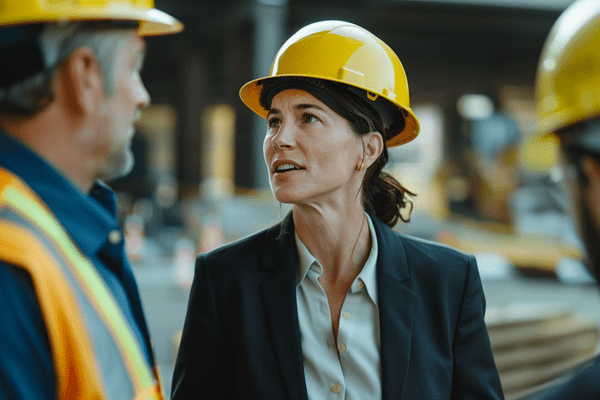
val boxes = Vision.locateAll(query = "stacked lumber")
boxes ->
[486,304,600,399]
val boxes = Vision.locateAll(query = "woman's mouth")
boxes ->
[275,164,303,173]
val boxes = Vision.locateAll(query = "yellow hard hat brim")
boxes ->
[0,1,183,36]
[240,74,420,148]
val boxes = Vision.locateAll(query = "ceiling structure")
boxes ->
[141,0,569,190]
[146,0,566,102]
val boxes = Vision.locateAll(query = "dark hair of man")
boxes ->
[557,122,600,283]
[559,123,600,184]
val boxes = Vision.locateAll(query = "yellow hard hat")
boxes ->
[535,0,600,135]
[239,20,420,147]
[0,0,183,36]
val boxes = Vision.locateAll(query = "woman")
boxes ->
[172,20,504,400]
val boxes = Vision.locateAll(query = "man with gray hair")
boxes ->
[0,1,182,399]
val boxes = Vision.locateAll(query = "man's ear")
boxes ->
[57,47,104,115]
[361,131,384,170]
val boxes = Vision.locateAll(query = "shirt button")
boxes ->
[108,229,122,244]
[342,312,351,320]
[356,280,365,289]
[332,384,341,393]
[338,343,346,352]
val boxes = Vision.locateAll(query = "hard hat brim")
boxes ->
[240,74,420,148]
[0,5,183,36]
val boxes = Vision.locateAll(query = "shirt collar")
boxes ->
[295,213,379,305]
[0,129,119,258]
[353,214,379,305]
[295,230,319,287]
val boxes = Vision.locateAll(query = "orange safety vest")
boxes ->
[0,167,163,400]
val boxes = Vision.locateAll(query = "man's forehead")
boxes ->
[118,31,146,63]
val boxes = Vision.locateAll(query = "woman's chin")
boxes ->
[271,188,299,205]
[272,194,295,204]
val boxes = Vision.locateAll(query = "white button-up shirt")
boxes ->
[295,214,381,399]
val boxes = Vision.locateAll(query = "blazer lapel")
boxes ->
[260,214,308,400]
[372,217,415,400]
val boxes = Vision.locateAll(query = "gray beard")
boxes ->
[102,147,134,182]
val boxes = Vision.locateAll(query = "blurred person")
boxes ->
[534,0,600,398]
[0,1,182,399]
[172,20,503,400]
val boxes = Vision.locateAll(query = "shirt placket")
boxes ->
[308,265,346,399]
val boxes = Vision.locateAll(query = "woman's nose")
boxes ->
[271,121,296,149]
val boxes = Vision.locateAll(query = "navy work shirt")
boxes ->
[0,130,154,399]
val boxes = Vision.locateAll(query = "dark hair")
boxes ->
[558,123,600,184]
[259,77,416,227]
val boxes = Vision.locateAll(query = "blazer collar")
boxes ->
[260,213,309,400]
[370,215,411,281]
[371,215,416,400]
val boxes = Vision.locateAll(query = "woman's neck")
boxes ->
[293,203,371,284]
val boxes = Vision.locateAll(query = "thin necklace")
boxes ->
[349,214,367,270]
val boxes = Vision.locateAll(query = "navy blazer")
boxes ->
[172,214,504,400]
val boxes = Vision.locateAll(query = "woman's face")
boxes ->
[263,88,363,206]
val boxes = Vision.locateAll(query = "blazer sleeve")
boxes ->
[171,254,226,399]
[451,255,505,400]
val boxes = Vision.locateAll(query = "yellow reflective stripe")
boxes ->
[133,384,163,400]
[2,183,155,392]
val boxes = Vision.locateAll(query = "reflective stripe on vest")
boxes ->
[0,168,163,400]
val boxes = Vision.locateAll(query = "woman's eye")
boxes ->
[302,113,319,123]
[267,117,281,129]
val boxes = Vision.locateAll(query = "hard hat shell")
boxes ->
[239,20,420,147]
[0,0,182,36]
[536,0,600,135]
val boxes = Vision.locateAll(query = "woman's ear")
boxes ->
[361,131,384,170]
[57,47,104,116]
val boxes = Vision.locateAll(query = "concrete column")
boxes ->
[177,51,209,198]
[251,0,288,190]
[200,104,236,200]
